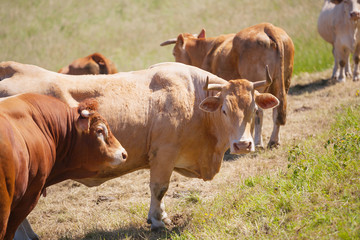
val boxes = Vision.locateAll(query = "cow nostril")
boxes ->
[122,152,128,160]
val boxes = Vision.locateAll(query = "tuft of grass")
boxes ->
[170,104,360,239]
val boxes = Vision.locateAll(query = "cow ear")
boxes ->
[255,91,279,109]
[91,54,108,74]
[198,29,206,38]
[75,112,91,132]
[199,96,222,112]
[177,34,185,47]
[330,0,342,4]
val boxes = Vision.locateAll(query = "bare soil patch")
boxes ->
[28,70,360,239]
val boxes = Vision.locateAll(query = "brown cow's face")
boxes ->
[74,100,127,172]
[200,79,279,154]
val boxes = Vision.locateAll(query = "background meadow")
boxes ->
[1,0,331,75]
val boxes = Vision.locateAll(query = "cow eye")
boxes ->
[96,128,104,135]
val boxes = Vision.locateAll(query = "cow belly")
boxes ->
[174,167,200,178]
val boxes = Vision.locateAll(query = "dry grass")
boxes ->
[27,71,360,239]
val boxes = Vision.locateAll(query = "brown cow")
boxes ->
[0,93,127,239]
[58,52,118,75]
[0,61,279,230]
[160,23,295,148]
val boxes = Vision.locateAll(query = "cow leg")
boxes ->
[353,45,360,81]
[14,218,39,240]
[268,107,281,148]
[253,108,264,148]
[0,204,10,239]
[147,147,175,231]
[331,47,339,82]
[5,193,40,240]
[333,44,350,83]
[345,56,352,79]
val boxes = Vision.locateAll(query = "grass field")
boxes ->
[2,0,360,239]
[1,0,331,75]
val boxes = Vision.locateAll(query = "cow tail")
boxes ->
[266,26,287,126]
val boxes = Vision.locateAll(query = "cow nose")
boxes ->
[233,141,252,153]
[350,11,360,20]
[122,151,128,160]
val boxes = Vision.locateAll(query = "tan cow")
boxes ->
[58,52,118,75]
[0,61,279,230]
[160,23,295,148]
[318,0,360,82]
[0,93,127,239]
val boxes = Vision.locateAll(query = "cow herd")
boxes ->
[0,0,359,239]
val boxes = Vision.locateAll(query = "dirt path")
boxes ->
[28,70,360,239]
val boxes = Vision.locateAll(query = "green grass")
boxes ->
[168,104,360,239]
[0,0,332,77]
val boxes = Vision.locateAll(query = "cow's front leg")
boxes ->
[345,56,352,78]
[353,46,360,81]
[14,218,39,240]
[268,107,281,148]
[253,108,264,149]
[147,147,175,230]
[331,48,339,82]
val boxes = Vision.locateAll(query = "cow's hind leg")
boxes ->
[253,108,264,149]
[147,146,175,230]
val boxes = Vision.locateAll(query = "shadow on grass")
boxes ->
[59,214,190,240]
[288,77,331,96]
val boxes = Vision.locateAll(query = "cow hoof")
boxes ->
[337,77,346,83]
[267,142,280,149]
[255,145,264,151]
[163,217,172,225]
[150,218,166,231]
[354,76,360,82]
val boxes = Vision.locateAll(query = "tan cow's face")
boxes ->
[200,79,279,154]
[74,99,127,172]
[332,0,360,20]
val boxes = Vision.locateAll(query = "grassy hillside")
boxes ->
[0,0,331,76]
[168,104,360,239]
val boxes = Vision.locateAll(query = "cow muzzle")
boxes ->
[111,147,128,166]
[230,139,254,154]
[350,11,360,21]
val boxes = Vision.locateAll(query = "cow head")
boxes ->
[74,98,127,171]
[58,53,118,75]
[160,29,206,65]
[199,67,279,154]
[331,0,360,20]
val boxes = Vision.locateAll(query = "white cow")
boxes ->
[318,0,360,82]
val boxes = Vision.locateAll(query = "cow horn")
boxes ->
[160,38,177,46]
[203,76,224,91]
[81,109,93,118]
[253,65,273,89]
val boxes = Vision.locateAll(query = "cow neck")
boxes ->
[44,108,87,187]
[186,39,211,68]
[199,108,228,180]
